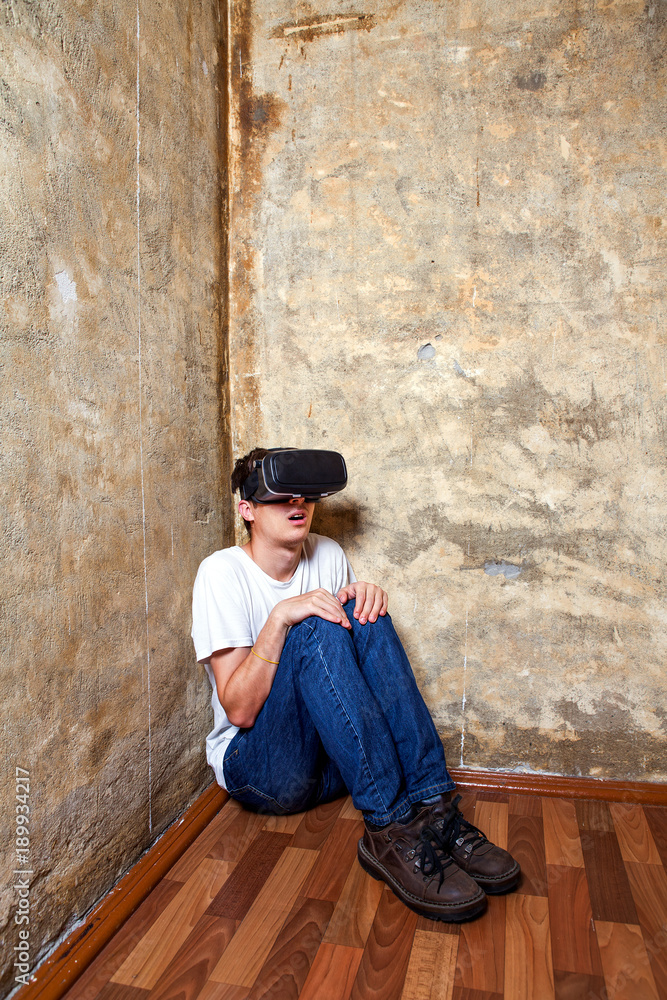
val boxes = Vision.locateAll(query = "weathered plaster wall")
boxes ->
[0,1,228,988]
[228,1,667,781]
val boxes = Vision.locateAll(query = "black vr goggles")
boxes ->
[240,449,348,504]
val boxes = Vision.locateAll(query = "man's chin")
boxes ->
[289,523,312,540]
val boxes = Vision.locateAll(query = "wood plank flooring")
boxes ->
[64,792,667,1000]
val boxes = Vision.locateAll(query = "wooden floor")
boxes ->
[64,790,667,1000]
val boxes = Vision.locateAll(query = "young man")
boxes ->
[191,447,519,922]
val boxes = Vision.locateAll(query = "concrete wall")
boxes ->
[0,1,228,989]
[228,0,667,780]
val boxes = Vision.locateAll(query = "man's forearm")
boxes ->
[221,610,290,728]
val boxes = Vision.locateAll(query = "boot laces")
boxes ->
[437,794,488,853]
[416,824,457,891]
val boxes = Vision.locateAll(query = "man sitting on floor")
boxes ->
[191,447,520,922]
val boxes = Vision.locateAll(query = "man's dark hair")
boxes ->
[231,447,268,534]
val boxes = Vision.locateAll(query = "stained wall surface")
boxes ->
[0,1,228,989]
[228,1,667,780]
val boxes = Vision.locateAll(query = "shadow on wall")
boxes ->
[313,501,362,543]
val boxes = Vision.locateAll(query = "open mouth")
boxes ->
[288,511,306,521]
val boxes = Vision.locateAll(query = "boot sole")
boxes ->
[357,838,487,923]
[467,863,521,895]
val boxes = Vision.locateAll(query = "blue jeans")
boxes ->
[222,600,455,827]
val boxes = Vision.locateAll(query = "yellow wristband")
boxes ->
[251,647,280,665]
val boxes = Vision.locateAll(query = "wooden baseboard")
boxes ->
[450,766,667,805]
[15,782,228,1000]
[15,766,667,1000]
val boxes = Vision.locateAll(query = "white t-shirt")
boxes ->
[191,533,356,788]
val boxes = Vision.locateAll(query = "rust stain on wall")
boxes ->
[229,0,291,455]
[232,0,287,208]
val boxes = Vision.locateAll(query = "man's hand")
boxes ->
[336,581,388,625]
[272,588,352,630]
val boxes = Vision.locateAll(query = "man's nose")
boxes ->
[288,496,305,504]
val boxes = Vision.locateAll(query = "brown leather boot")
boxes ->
[429,793,521,894]
[358,811,487,922]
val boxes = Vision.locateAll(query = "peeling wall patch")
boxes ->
[453,359,477,380]
[418,343,436,360]
[484,561,522,579]
[55,271,77,303]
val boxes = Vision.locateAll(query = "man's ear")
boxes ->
[238,498,255,523]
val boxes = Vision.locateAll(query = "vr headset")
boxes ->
[240,449,348,504]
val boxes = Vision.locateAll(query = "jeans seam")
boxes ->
[311,631,391,818]
[228,783,288,812]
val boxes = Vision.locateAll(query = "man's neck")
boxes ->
[242,536,304,582]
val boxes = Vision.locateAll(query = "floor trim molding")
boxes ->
[15,782,228,1000]
[15,767,667,999]
[450,766,667,805]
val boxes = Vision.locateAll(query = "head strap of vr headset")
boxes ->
[239,448,293,501]
[240,464,260,500]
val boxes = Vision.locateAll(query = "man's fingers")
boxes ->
[354,585,388,624]
[314,592,351,628]
[368,589,385,623]
[332,583,389,626]
[354,586,368,622]
[357,586,377,625]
